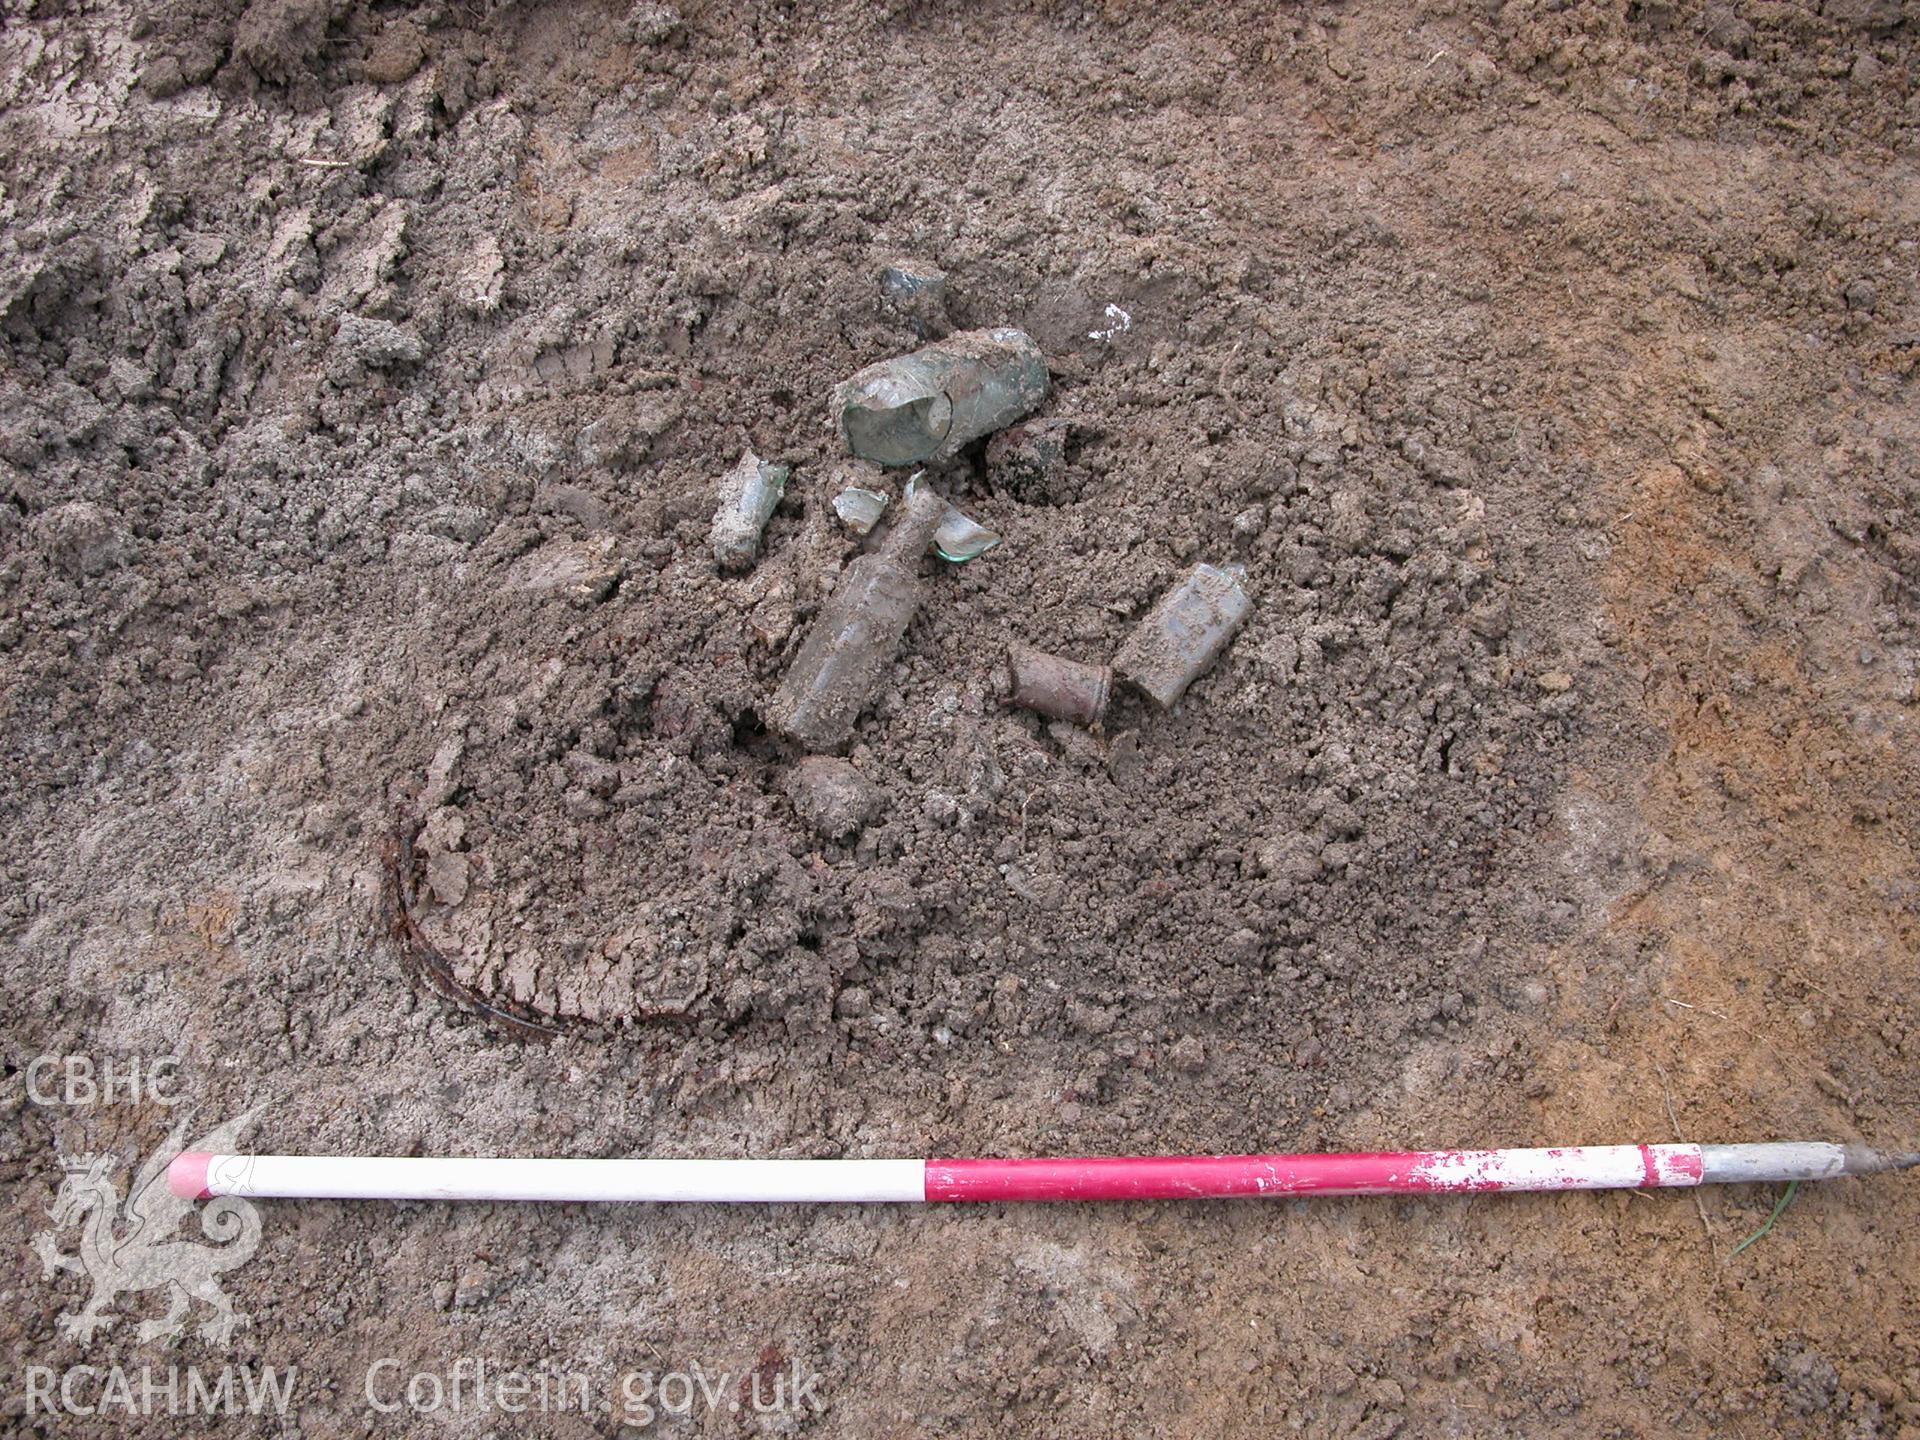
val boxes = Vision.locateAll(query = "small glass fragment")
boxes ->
[879,262,950,336]
[710,450,789,572]
[880,262,946,305]
[932,512,999,563]
[905,473,1000,563]
[831,487,890,535]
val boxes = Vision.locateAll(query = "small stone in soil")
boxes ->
[786,757,881,840]
[1169,1036,1207,1072]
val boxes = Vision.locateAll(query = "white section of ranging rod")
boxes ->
[176,1154,927,1204]
[169,1143,1919,1206]
[1698,1142,1913,1184]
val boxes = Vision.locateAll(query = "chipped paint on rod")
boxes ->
[926,1145,1710,1202]
[171,1143,1917,1206]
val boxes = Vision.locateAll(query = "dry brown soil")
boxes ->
[2,1,1918,1435]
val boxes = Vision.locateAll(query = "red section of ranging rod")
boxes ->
[921,1145,1708,1202]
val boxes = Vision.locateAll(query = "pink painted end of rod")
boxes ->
[169,1150,214,1200]
[923,1148,1709,1202]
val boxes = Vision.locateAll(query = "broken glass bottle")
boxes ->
[835,328,1048,467]
[770,484,950,751]
[1113,563,1253,708]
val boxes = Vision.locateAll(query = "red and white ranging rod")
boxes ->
[171,1142,1916,1205]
